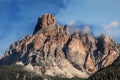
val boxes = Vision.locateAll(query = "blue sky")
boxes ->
[0,0,120,55]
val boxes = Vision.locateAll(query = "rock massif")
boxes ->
[0,14,120,78]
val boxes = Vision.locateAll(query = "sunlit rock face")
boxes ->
[33,13,56,34]
[0,14,119,78]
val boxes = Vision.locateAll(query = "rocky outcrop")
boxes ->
[33,13,56,34]
[67,32,86,71]
[0,14,120,78]
[96,35,119,68]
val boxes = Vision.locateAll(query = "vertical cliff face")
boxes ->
[0,14,119,78]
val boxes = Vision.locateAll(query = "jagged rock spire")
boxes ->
[33,13,56,34]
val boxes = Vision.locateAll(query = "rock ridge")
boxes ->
[0,14,120,78]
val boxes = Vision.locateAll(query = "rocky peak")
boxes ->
[0,13,120,79]
[33,14,56,34]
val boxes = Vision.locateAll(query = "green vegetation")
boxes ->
[0,64,86,80]
[1,56,120,80]
[88,56,120,80]
[47,76,86,80]
[0,64,43,80]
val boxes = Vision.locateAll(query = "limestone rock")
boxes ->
[96,34,119,68]
[0,14,120,79]
[84,53,97,73]
[68,35,86,71]
[33,13,56,34]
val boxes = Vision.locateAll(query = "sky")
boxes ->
[0,0,120,55]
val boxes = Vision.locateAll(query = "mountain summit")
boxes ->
[0,14,120,78]
[33,13,56,34]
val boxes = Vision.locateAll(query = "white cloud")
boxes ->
[69,20,75,26]
[68,21,79,33]
[68,21,91,34]
[102,21,119,29]
[101,21,120,42]
[82,26,90,34]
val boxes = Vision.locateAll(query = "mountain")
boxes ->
[0,13,120,79]
[88,55,120,80]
